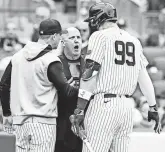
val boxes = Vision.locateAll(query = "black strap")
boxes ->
[80,56,85,77]
[58,54,85,80]
[58,54,72,80]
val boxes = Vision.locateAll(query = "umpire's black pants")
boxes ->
[55,115,82,152]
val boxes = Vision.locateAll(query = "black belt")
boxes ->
[90,93,131,100]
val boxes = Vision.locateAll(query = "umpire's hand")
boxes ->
[148,106,161,134]
[69,109,84,136]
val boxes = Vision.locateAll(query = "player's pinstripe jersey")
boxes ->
[85,26,148,96]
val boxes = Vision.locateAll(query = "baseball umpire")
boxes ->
[70,2,161,152]
[55,27,84,152]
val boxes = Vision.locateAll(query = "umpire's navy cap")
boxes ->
[39,19,67,35]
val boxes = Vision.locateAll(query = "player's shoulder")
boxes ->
[89,31,105,40]
[120,29,133,38]
[121,29,141,44]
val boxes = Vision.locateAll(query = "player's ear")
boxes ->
[52,34,56,41]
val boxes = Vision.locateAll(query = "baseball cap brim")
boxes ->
[39,19,68,36]
[39,29,68,35]
[84,17,92,22]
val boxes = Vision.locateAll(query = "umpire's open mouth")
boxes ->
[74,45,79,50]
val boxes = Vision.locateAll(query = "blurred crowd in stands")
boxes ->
[1,0,165,132]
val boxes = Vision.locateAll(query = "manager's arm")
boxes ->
[47,61,78,98]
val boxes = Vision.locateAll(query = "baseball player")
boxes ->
[70,2,161,152]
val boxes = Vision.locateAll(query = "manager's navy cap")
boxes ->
[39,19,67,35]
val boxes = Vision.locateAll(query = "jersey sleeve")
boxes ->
[85,31,106,64]
[139,41,149,69]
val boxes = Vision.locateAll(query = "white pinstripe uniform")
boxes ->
[83,27,148,152]
[9,43,60,152]
[13,123,56,152]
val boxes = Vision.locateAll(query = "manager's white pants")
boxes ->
[83,94,133,152]
[13,123,56,152]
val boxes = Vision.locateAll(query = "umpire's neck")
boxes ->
[99,21,118,31]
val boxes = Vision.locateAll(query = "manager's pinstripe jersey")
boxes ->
[85,26,148,96]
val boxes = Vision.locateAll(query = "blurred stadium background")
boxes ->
[0,0,165,133]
